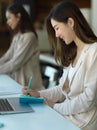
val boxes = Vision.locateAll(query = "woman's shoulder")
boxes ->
[91,42,97,48]
[20,32,37,42]
[85,42,97,62]
[21,32,36,38]
[86,42,97,53]
[13,31,35,38]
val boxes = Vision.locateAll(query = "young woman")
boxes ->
[0,3,43,90]
[22,0,97,129]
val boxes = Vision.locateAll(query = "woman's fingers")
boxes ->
[22,87,28,95]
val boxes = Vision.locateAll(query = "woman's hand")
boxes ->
[22,87,40,97]
[44,98,55,108]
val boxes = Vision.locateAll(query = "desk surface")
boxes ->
[0,75,80,130]
[0,74,23,95]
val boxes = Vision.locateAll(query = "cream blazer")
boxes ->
[40,42,97,128]
[0,32,43,90]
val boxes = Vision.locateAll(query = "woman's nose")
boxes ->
[6,20,9,26]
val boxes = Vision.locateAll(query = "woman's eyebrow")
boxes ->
[53,24,57,29]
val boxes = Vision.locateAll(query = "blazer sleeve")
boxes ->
[0,41,14,65]
[40,86,65,102]
[39,70,67,102]
[54,48,97,115]
[0,32,38,73]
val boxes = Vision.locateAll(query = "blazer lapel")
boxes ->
[69,45,90,86]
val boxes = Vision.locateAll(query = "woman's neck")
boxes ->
[74,37,86,52]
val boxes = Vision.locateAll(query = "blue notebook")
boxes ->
[19,95,44,104]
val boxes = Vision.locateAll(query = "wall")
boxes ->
[91,0,97,36]
[37,29,51,53]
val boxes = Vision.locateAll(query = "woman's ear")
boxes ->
[67,17,74,29]
[17,13,21,20]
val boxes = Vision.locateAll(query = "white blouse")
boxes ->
[68,65,76,81]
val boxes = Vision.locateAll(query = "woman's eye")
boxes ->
[55,27,59,31]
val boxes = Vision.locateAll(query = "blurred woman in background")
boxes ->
[0,3,43,90]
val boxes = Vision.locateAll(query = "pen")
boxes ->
[27,76,32,89]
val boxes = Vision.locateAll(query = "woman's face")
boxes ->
[6,11,20,30]
[51,18,76,45]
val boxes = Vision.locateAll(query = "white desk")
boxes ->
[0,74,23,95]
[0,75,80,130]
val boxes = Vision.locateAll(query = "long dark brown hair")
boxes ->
[6,3,37,38]
[46,0,97,67]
